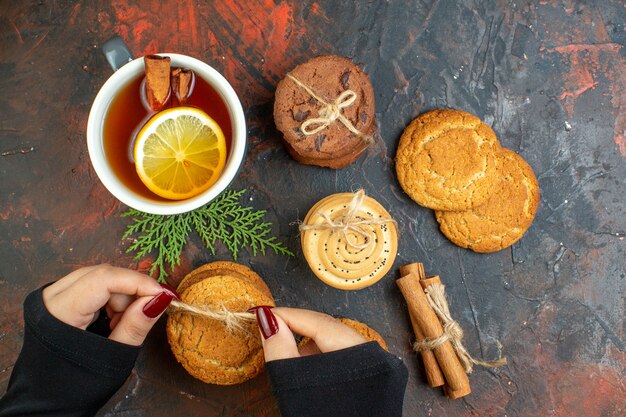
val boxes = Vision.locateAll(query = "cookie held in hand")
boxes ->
[167,262,274,385]
[274,55,376,169]
[176,261,273,299]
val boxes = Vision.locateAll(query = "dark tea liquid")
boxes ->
[103,73,233,200]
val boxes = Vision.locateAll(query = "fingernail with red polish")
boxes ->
[143,291,174,318]
[159,283,180,300]
[247,306,278,339]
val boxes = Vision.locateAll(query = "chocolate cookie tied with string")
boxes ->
[166,262,274,385]
[300,190,398,290]
[274,55,376,169]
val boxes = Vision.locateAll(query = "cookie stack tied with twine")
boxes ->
[166,262,274,385]
[397,262,507,399]
[395,109,540,252]
[274,55,376,169]
[299,189,398,290]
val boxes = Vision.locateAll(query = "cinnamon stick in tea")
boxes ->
[144,55,171,111]
[397,272,470,395]
[420,275,471,399]
[399,264,445,388]
[171,68,193,105]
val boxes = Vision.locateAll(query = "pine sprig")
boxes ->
[122,189,293,282]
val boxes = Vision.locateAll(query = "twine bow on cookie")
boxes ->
[412,283,507,374]
[299,189,396,250]
[168,300,256,333]
[287,74,373,144]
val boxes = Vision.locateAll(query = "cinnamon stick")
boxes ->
[419,275,442,290]
[171,68,193,105]
[397,272,470,394]
[420,275,472,399]
[399,264,445,388]
[399,263,422,278]
[144,55,171,111]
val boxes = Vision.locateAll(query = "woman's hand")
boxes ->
[42,265,178,346]
[249,306,368,361]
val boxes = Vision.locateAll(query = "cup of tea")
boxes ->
[87,41,246,215]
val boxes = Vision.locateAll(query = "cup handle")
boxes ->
[102,36,134,72]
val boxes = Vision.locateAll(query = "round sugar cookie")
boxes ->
[167,272,274,385]
[301,192,398,290]
[298,318,388,352]
[435,149,540,252]
[395,109,502,211]
[177,261,272,300]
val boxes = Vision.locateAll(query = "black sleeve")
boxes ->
[265,342,408,417]
[0,287,140,417]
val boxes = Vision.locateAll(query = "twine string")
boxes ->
[286,73,373,144]
[412,283,508,374]
[299,189,396,250]
[168,299,256,333]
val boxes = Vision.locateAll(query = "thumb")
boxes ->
[249,306,299,362]
[109,290,174,346]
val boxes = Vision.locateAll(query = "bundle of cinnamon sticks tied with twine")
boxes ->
[397,262,507,398]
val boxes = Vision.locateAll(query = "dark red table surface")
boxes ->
[1,1,624,416]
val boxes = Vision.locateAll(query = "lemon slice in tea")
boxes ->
[134,107,227,200]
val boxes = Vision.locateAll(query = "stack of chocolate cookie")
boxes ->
[395,109,540,253]
[274,55,376,169]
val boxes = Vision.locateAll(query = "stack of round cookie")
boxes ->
[300,191,398,290]
[395,109,540,253]
[166,261,274,385]
[274,55,376,169]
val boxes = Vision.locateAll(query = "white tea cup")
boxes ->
[87,49,246,215]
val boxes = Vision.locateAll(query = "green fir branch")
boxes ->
[121,189,293,282]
